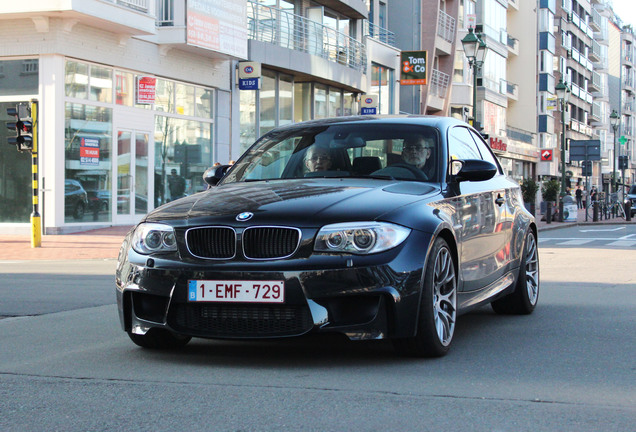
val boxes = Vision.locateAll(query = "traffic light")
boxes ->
[581,160,592,177]
[618,155,628,170]
[5,104,33,152]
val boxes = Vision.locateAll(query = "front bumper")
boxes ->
[116,231,433,341]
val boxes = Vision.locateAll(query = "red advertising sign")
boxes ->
[136,76,156,105]
[80,137,100,166]
[541,149,553,161]
[489,137,507,152]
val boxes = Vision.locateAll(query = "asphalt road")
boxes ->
[0,242,634,431]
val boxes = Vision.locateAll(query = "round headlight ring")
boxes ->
[353,229,375,251]
[162,232,176,248]
[145,231,163,250]
[326,231,345,249]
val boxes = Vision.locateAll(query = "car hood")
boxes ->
[145,179,438,227]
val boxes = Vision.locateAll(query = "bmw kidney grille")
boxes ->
[186,226,301,260]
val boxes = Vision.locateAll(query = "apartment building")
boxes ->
[0,0,400,234]
[389,0,457,116]
[619,24,635,184]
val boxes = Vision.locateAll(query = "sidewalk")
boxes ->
[0,208,633,261]
[0,226,133,261]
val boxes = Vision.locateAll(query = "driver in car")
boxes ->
[401,135,435,179]
[305,146,333,172]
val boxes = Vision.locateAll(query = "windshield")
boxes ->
[221,123,440,184]
[629,185,636,195]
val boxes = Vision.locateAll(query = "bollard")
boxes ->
[546,204,552,224]
[593,201,599,222]
[626,201,632,222]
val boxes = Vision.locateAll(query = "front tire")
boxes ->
[128,328,191,349]
[393,237,457,357]
[491,229,539,315]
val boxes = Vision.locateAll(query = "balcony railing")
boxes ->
[247,1,366,72]
[104,0,149,13]
[156,0,173,26]
[429,69,450,98]
[364,21,396,47]
[437,10,456,44]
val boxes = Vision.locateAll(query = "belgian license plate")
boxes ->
[188,280,285,303]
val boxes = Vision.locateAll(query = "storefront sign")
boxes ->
[360,95,378,115]
[238,62,261,90]
[80,137,100,166]
[187,0,247,59]
[489,137,507,152]
[136,76,156,105]
[541,149,553,161]
[400,51,428,85]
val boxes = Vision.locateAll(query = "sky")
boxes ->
[611,0,635,28]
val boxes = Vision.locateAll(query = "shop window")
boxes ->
[64,103,112,223]
[240,89,257,154]
[314,84,328,119]
[259,70,277,136]
[89,65,112,103]
[343,92,357,116]
[195,87,213,119]
[176,83,195,117]
[371,63,394,114]
[154,116,213,205]
[65,61,88,99]
[279,74,293,126]
[294,82,312,123]
[115,71,133,106]
[329,87,342,117]
[154,78,174,113]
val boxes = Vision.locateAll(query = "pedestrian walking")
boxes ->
[575,186,583,209]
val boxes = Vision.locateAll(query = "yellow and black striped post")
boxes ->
[30,99,41,248]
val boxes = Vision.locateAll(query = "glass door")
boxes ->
[116,129,150,223]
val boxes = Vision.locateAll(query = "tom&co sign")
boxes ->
[400,51,428,85]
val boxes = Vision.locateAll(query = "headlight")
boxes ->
[131,223,177,255]
[314,222,410,255]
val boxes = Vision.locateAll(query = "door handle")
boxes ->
[495,195,505,206]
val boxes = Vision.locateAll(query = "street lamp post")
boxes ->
[610,110,620,193]
[461,27,488,130]
[555,79,571,222]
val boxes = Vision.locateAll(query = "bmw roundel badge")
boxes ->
[236,212,253,221]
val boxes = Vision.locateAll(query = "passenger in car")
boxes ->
[304,146,333,172]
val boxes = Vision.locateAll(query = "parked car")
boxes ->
[627,184,636,217]
[64,179,88,220]
[116,116,539,357]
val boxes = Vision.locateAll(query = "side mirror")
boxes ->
[452,159,497,182]
[202,165,231,187]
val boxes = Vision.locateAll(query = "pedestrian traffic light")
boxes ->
[5,105,33,152]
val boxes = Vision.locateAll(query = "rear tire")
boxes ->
[491,229,539,315]
[128,328,191,349]
[393,237,457,357]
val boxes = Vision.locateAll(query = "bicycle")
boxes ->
[610,193,627,220]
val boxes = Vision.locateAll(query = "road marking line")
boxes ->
[607,240,636,247]
[579,227,625,232]
[558,239,594,245]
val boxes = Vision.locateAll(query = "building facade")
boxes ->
[0,0,400,234]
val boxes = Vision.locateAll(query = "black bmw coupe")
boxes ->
[116,116,539,357]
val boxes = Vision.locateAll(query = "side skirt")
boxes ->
[457,271,516,315]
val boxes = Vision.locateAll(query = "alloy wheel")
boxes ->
[432,246,456,346]
[525,233,539,305]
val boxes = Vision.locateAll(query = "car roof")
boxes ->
[268,115,468,133]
